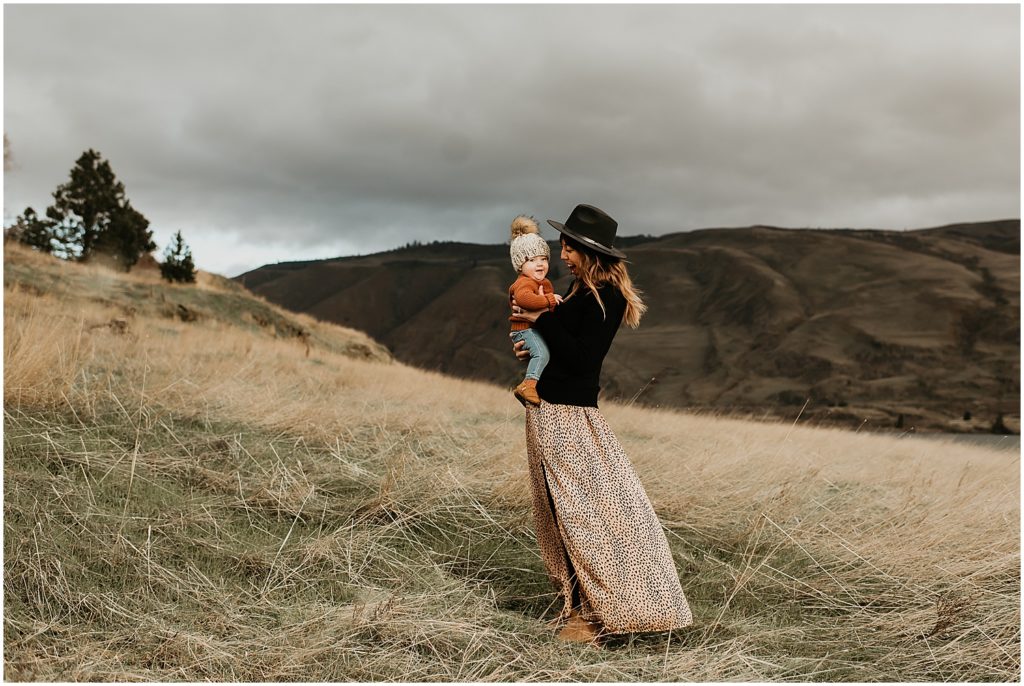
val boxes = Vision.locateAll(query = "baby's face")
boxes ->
[521,255,549,281]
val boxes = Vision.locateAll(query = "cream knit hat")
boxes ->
[509,215,550,272]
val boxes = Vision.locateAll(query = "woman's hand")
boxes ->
[512,338,530,360]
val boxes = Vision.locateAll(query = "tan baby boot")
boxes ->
[513,379,541,407]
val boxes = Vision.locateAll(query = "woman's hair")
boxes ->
[562,236,647,329]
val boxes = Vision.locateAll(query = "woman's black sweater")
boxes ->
[532,282,626,408]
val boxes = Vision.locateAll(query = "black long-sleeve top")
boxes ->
[532,281,626,407]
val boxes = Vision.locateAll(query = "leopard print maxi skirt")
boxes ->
[525,402,694,634]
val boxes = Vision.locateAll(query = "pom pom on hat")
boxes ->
[509,215,550,272]
[511,215,540,239]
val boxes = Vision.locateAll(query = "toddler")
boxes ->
[508,215,562,406]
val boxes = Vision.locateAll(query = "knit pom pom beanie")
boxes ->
[509,215,550,272]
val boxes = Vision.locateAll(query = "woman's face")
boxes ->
[560,239,583,277]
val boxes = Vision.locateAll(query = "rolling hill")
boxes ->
[236,220,1020,433]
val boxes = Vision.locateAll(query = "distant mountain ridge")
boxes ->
[236,220,1020,433]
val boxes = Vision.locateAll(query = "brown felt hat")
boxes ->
[547,204,627,260]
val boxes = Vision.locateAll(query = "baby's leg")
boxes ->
[521,329,550,381]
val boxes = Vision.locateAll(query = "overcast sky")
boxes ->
[4,4,1019,277]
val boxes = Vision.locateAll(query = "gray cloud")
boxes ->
[4,4,1019,275]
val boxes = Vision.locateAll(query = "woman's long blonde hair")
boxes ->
[562,237,647,329]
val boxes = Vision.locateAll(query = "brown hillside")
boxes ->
[236,222,1020,433]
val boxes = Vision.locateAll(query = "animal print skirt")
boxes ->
[525,402,694,634]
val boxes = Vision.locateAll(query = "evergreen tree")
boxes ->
[94,200,156,270]
[44,149,154,268]
[7,207,55,253]
[45,149,121,259]
[160,231,197,283]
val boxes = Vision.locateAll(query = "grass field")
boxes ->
[4,242,1019,681]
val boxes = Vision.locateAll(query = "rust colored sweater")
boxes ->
[508,274,557,331]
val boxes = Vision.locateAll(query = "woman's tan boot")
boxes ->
[556,612,603,645]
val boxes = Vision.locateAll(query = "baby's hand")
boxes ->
[553,294,564,305]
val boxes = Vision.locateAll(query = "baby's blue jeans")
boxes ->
[510,328,550,381]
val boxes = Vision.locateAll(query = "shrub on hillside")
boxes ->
[6,207,54,253]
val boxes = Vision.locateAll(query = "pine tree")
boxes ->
[43,149,155,268]
[95,200,156,270]
[160,231,197,284]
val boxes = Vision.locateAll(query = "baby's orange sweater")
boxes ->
[509,274,557,332]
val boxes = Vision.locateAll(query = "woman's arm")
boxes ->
[532,303,602,373]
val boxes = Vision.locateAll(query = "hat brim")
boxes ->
[547,219,628,260]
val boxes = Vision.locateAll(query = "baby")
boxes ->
[508,215,562,406]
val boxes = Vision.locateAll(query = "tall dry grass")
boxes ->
[4,284,89,407]
[3,246,1019,681]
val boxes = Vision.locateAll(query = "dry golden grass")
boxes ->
[3,245,1019,681]
[4,284,86,407]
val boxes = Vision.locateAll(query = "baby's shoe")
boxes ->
[513,379,541,407]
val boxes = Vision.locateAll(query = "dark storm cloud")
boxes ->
[4,4,1019,275]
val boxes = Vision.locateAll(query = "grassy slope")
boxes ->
[4,243,1019,681]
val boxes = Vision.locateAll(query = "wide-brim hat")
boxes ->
[547,204,627,260]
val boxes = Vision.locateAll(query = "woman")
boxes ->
[511,204,693,644]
